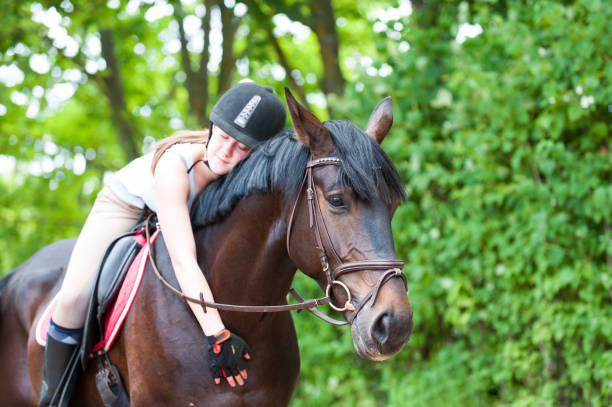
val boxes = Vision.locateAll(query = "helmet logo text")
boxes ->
[234,95,262,128]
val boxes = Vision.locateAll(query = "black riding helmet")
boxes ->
[209,82,286,148]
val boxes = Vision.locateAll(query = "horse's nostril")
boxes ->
[371,311,391,347]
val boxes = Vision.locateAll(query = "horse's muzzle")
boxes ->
[350,284,413,361]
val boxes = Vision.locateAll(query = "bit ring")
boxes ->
[326,281,356,312]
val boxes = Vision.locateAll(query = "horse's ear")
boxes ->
[364,96,393,144]
[285,87,335,158]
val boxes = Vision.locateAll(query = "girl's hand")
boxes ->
[205,329,251,387]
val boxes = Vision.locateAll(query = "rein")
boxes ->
[146,156,406,326]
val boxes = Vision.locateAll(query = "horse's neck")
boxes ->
[194,193,295,329]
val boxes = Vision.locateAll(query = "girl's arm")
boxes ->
[153,153,225,336]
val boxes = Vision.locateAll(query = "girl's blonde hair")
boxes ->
[150,129,209,173]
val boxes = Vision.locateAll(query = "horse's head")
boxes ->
[284,89,413,361]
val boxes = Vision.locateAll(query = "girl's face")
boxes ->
[207,124,251,175]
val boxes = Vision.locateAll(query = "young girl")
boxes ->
[39,82,286,406]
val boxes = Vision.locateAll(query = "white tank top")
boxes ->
[109,143,200,212]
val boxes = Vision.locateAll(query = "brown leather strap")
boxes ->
[334,260,405,279]
[288,288,348,326]
[308,164,343,278]
[145,215,331,313]
[306,157,343,168]
[285,171,308,260]
[347,268,406,324]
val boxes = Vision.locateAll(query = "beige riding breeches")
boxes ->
[52,185,142,328]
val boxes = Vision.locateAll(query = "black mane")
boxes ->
[190,120,407,230]
[0,272,11,297]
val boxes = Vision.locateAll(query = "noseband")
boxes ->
[286,157,407,324]
[147,156,407,326]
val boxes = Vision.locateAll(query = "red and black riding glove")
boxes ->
[205,329,250,384]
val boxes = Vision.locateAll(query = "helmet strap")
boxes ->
[207,121,213,148]
[205,121,220,175]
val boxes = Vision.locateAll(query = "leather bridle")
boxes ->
[285,157,406,324]
[147,155,407,326]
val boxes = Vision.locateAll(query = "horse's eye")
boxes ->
[327,194,345,209]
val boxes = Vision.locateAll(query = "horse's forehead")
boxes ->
[312,165,342,188]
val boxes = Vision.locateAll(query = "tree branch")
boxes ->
[309,0,345,95]
[248,0,310,108]
[218,2,239,95]
[99,28,140,161]
[172,0,208,121]
[196,0,214,126]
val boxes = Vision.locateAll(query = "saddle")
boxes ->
[82,211,159,407]
[80,212,158,368]
[35,211,160,407]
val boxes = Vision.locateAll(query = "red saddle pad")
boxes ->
[36,229,160,355]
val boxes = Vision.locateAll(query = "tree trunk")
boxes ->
[249,0,310,107]
[198,0,213,126]
[310,0,344,95]
[99,28,140,162]
[217,2,239,95]
[173,0,209,123]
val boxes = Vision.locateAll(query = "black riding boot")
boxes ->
[39,335,82,407]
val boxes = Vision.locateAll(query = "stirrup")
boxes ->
[94,349,130,407]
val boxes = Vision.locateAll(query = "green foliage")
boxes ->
[294,0,612,406]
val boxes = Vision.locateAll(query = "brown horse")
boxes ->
[0,90,412,406]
